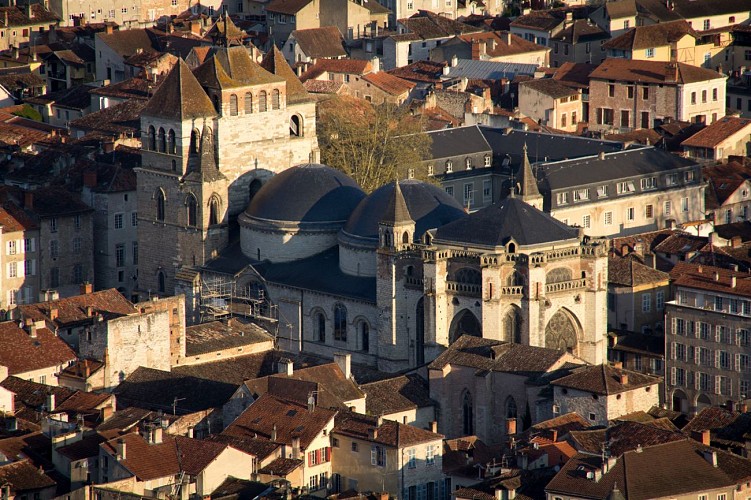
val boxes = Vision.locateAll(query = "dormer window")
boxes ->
[446,160,453,173]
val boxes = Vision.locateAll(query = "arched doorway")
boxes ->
[696,394,712,412]
[544,308,580,354]
[248,179,262,205]
[672,389,688,414]
[416,297,425,365]
[449,309,481,344]
[503,306,522,344]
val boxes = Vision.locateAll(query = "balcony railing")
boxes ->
[447,281,481,297]
[545,278,586,294]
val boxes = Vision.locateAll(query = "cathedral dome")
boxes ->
[244,164,365,224]
[338,180,466,277]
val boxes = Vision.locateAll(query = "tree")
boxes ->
[317,95,432,193]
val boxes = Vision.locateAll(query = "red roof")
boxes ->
[0,322,75,375]
[681,117,751,148]
[362,72,415,96]
[19,288,136,327]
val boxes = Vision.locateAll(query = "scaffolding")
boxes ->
[198,271,278,326]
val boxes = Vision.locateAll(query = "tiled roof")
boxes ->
[185,318,273,357]
[95,29,160,57]
[551,364,660,395]
[510,11,563,31]
[142,58,216,121]
[681,117,751,149]
[530,412,591,435]
[0,5,58,27]
[636,0,750,23]
[0,71,45,91]
[652,232,706,254]
[205,434,280,461]
[97,407,160,433]
[259,45,310,102]
[669,262,751,298]
[399,10,481,39]
[56,432,108,461]
[608,254,669,287]
[292,26,347,59]
[550,20,608,43]
[0,322,76,375]
[552,62,597,88]
[265,0,314,15]
[16,186,92,217]
[299,58,371,81]
[605,0,636,18]
[19,288,136,327]
[257,457,303,475]
[174,436,229,475]
[428,334,570,375]
[387,60,445,83]
[590,58,725,85]
[0,200,37,232]
[682,406,740,435]
[333,410,442,447]
[519,78,578,99]
[88,75,165,100]
[302,79,345,94]
[69,99,147,137]
[460,31,549,57]
[0,432,52,469]
[361,71,415,96]
[361,374,434,416]
[25,84,92,110]
[0,460,56,492]
[101,433,180,480]
[604,20,696,51]
[222,393,336,449]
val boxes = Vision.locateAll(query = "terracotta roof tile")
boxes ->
[551,364,660,395]
[399,11,481,39]
[19,288,136,328]
[669,262,751,299]
[100,433,180,480]
[0,460,56,493]
[361,71,415,96]
[333,410,442,447]
[299,58,371,81]
[387,60,445,83]
[0,322,75,376]
[185,318,272,357]
[459,30,550,57]
[681,117,751,149]
[291,26,347,59]
[604,20,696,51]
[519,78,578,99]
[608,254,669,286]
[360,374,434,416]
[590,58,725,85]
[142,58,216,121]
[0,200,37,232]
[257,457,303,475]
[265,0,313,15]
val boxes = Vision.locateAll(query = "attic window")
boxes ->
[252,417,262,424]
[286,409,297,417]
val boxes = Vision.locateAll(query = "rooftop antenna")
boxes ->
[172,396,186,415]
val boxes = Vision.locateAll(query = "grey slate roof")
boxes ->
[244,164,365,223]
[537,146,696,191]
[433,196,579,248]
[443,59,537,80]
[426,125,492,159]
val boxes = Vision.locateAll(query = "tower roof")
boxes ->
[142,59,217,121]
[518,143,541,200]
[260,45,310,102]
[206,11,246,46]
[379,180,413,226]
[194,46,284,90]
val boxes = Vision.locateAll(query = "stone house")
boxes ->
[548,19,609,68]
[589,0,636,37]
[551,364,660,426]
[346,70,415,104]
[518,79,582,132]
[0,460,57,500]
[428,335,584,444]
[607,253,671,334]
[681,116,751,161]
[704,162,751,225]
[360,374,435,428]
[588,58,727,132]
[430,31,549,66]
[604,20,698,62]
[665,262,751,415]
[44,47,95,92]
[0,320,76,385]
[331,411,445,499]
[94,27,160,83]
[0,5,59,52]
[284,26,347,67]
[0,200,40,310]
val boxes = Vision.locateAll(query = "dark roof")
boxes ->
[635,0,751,23]
[550,19,609,43]
[95,29,160,57]
[211,477,273,500]
[185,318,273,356]
[292,26,346,59]
[194,46,284,89]
[333,410,442,447]
[551,364,660,395]
[537,146,696,191]
[0,71,45,91]
[426,124,492,159]
[25,84,92,110]
[265,0,314,15]
[552,62,597,89]
[223,393,336,449]
[141,58,216,121]
[244,164,364,224]
[519,78,579,99]
[428,334,569,375]
[56,432,107,461]
[608,255,669,286]
[257,457,303,475]
[609,331,664,357]
[205,434,281,461]
[360,374,434,416]
[0,460,56,493]
[510,11,563,31]
[19,288,136,327]
[434,196,580,248]
[69,99,147,137]
[342,179,465,245]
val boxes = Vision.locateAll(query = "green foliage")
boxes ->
[11,104,42,122]
[317,96,433,193]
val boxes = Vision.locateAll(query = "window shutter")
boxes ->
[716,326,721,343]
[695,371,700,389]
[694,347,700,365]
[715,376,721,394]
[736,354,741,372]
[16,239,22,254]
[715,350,720,368]
[32,259,36,275]
[31,238,35,252]
[17,263,23,278]
[671,342,676,359]
[670,367,676,386]
[371,446,377,466]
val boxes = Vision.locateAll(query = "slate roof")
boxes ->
[222,393,336,449]
[551,364,660,395]
[603,20,696,51]
[681,117,751,148]
[333,410,443,447]
[292,26,346,59]
[434,196,580,248]
[360,374,434,416]
[537,146,696,191]
[428,334,569,375]
[443,59,537,80]
[608,255,669,287]
[590,58,725,85]
[519,78,578,99]
[426,124,492,159]
[0,322,76,375]
[19,288,136,327]
[141,58,216,121]
[185,318,273,357]
[669,262,751,299]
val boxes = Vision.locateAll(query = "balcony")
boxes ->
[405,276,424,289]
[501,285,523,296]
[545,278,586,294]
[447,281,481,297]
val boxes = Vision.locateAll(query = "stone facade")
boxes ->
[552,381,659,427]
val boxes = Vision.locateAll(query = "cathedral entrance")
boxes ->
[544,308,580,354]
[449,309,481,344]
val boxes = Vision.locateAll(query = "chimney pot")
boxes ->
[46,393,55,412]
[334,353,351,379]
[49,307,58,321]
[732,276,737,288]
[506,417,517,436]
[80,282,93,295]
[430,421,438,433]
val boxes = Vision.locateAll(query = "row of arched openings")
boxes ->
[154,189,221,226]
[312,305,370,352]
[146,126,177,154]
[462,391,517,436]
[224,89,281,116]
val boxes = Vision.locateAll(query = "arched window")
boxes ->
[290,115,302,136]
[155,189,165,222]
[147,125,156,151]
[360,321,369,352]
[167,129,176,154]
[315,311,326,342]
[271,89,280,109]
[402,231,410,244]
[190,129,200,154]
[462,391,474,435]
[334,304,347,341]
[186,194,198,227]
[259,91,267,112]
[455,268,481,284]
[229,94,238,116]
[505,396,518,419]
[507,242,516,254]
[158,127,166,152]
[208,197,220,226]
[245,92,253,113]
[158,271,165,293]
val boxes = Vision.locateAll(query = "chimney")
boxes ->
[565,11,573,21]
[80,282,93,295]
[278,358,293,376]
[451,54,458,67]
[11,46,18,60]
[29,323,37,338]
[190,20,201,35]
[292,436,300,458]
[105,23,114,34]
[698,265,703,273]
[23,191,33,210]
[83,170,97,188]
[368,427,378,440]
[271,424,277,441]
[379,493,388,500]
[732,276,737,288]
[714,272,720,282]
[46,393,55,412]
[430,421,438,433]
[100,404,113,421]
[187,426,194,438]
[505,417,517,436]
[86,306,94,317]
[151,426,163,444]
[551,429,558,442]
[370,56,380,74]
[598,151,606,160]
[334,353,351,379]
[703,450,718,467]
[692,429,711,446]
[117,439,126,460]
[49,307,58,321]
[613,361,623,369]
[486,38,496,52]
[665,62,678,82]
[619,373,629,386]
[503,31,511,45]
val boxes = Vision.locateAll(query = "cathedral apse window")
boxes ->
[158,127,166,152]
[334,304,347,341]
